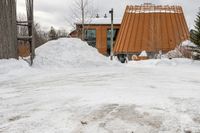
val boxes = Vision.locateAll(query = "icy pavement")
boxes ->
[0,60,200,133]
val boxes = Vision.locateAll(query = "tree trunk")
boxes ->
[81,0,85,41]
[0,0,18,59]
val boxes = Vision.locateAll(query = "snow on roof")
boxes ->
[75,18,122,25]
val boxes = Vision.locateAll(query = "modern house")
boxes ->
[114,3,190,58]
[69,16,121,55]
[70,3,190,59]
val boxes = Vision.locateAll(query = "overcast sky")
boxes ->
[17,0,200,32]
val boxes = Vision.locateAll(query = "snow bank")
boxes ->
[181,40,197,47]
[139,51,147,57]
[127,58,200,67]
[0,59,33,82]
[0,59,29,75]
[164,40,197,59]
[34,38,116,68]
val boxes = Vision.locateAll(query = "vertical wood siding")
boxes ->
[0,0,17,59]
[114,5,190,54]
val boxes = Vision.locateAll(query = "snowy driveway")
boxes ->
[0,59,200,133]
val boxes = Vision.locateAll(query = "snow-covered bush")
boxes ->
[165,40,198,59]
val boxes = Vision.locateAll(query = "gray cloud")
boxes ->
[17,0,200,31]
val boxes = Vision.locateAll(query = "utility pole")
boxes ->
[109,8,114,60]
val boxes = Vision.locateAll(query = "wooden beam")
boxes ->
[17,36,32,41]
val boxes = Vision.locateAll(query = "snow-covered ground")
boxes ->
[0,38,200,133]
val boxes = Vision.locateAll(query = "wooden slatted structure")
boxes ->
[0,0,18,59]
[114,4,190,55]
[17,0,35,65]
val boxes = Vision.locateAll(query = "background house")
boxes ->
[114,3,190,58]
[69,16,121,55]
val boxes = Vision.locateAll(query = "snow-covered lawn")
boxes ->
[0,39,200,133]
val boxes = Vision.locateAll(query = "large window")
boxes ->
[85,29,96,47]
[107,29,119,55]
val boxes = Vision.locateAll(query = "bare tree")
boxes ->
[48,26,58,40]
[17,14,48,48]
[57,28,68,38]
[67,0,97,40]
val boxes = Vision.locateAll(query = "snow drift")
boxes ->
[34,38,116,68]
[127,58,200,67]
[165,40,198,59]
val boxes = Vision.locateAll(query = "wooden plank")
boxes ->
[18,36,32,41]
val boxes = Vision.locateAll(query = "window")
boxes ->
[85,30,96,47]
[107,29,119,55]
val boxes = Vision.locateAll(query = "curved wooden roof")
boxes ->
[114,4,190,54]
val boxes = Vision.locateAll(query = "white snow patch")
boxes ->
[1,39,200,133]
[181,40,197,47]
[127,58,200,68]
[33,38,117,69]
[139,50,148,57]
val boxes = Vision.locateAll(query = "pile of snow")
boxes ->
[181,40,197,47]
[165,40,197,59]
[165,47,183,59]
[139,51,147,57]
[34,38,116,68]
[127,58,200,67]
[0,59,30,76]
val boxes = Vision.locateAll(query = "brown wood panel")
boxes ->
[128,10,138,52]
[180,12,190,39]
[171,12,181,46]
[140,13,147,52]
[166,13,176,50]
[132,13,141,52]
[158,13,163,51]
[148,13,155,51]
[177,12,186,40]
[101,26,108,54]
[140,13,150,52]
[160,13,169,50]
[113,5,189,55]
[124,10,135,52]
[174,13,183,43]
[154,13,162,51]
[114,7,129,53]
[138,13,145,52]
[96,26,101,50]
[180,7,189,39]
[120,10,132,52]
